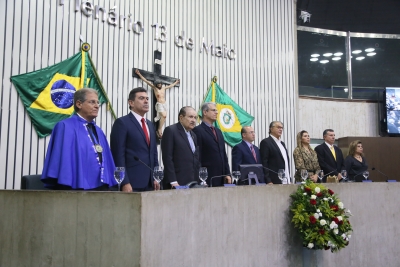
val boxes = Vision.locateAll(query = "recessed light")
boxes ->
[310,58,318,62]
[356,56,365,60]
[334,52,343,56]
[323,53,333,57]
[365,48,375,52]
[311,54,320,57]
[367,52,376,56]
[352,50,362,54]
[332,57,341,61]
[320,60,329,64]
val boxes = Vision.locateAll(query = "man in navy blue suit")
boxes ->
[231,126,261,171]
[193,102,232,186]
[110,87,159,192]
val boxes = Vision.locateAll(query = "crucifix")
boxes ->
[133,50,180,140]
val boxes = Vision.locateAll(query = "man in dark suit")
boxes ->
[232,126,262,171]
[314,129,345,182]
[259,121,290,184]
[193,102,232,186]
[110,87,159,192]
[161,106,200,189]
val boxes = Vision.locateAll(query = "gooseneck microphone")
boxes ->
[261,166,294,184]
[372,167,389,179]
[209,174,231,187]
[133,156,153,172]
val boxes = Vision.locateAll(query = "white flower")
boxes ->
[337,216,343,221]
[348,234,352,239]
[323,198,328,201]
[341,234,347,239]
[311,195,317,200]
[330,221,337,229]
[303,192,307,195]
[319,212,323,217]
[338,202,344,209]
[315,187,320,193]
[334,229,339,235]
[301,181,306,184]
[307,243,314,249]
[347,209,352,215]
[316,209,320,213]
[320,219,327,226]
[314,213,320,219]
[327,241,332,246]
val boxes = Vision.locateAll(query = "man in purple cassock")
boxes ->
[41,88,116,190]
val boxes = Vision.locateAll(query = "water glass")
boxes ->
[199,167,208,185]
[153,166,164,183]
[114,167,125,191]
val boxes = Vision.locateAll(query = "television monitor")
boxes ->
[385,87,400,136]
[238,164,265,185]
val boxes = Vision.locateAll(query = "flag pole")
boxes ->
[82,43,117,120]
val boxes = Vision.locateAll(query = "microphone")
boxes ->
[209,174,231,187]
[133,156,153,171]
[372,167,389,179]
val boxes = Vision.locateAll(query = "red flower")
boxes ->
[319,229,325,235]
[305,187,311,193]
[339,220,344,225]
[333,217,339,224]
[310,216,317,224]
[310,199,317,205]
[316,192,323,197]
[330,205,339,211]
[328,189,334,195]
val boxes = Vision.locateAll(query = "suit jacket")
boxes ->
[259,136,290,184]
[110,112,159,189]
[232,141,262,170]
[192,122,230,186]
[161,123,201,189]
[314,143,345,182]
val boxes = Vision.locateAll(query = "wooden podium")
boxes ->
[338,137,400,182]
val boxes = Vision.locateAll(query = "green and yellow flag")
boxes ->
[199,78,254,146]
[11,43,115,138]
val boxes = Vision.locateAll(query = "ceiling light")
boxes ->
[344,88,348,92]
[323,53,333,57]
[320,60,329,64]
[367,52,376,56]
[311,54,320,57]
[365,48,375,52]
[310,58,318,62]
[352,50,362,54]
[332,57,341,61]
[334,52,343,56]
[356,56,365,60]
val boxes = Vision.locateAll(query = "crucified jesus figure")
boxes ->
[135,69,180,138]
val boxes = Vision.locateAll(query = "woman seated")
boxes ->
[293,130,321,183]
[344,140,368,182]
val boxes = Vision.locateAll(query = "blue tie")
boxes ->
[186,131,195,153]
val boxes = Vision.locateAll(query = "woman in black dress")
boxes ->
[344,140,368,182]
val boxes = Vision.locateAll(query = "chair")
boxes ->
[21,174,48,190]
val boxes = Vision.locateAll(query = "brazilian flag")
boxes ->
[199,77,254,147]
[11,43,115,138]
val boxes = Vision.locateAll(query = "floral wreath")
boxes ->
[290,180,353,252]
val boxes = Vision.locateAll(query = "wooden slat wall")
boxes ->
[0,0,297,189]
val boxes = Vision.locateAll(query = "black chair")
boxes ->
[21,174,48,190]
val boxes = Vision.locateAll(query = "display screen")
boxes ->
[385,87,400,135]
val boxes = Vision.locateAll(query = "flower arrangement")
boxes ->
[290,180,353,252]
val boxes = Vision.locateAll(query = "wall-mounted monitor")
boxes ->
[385,87,400,136]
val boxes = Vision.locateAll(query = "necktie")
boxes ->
[210,126,218,141]
[330,146,336,161]
[250,145,257,163]
[186,131,195,153]
[141,118,150,146]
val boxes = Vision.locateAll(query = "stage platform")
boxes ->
[1,183,399,267]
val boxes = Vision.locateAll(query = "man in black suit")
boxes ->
[110,88,159,192]
[161,106,201,189]
[193,102,232,186]
[232,126,262,171]
[314,129,345,182]
[259,121,290,184]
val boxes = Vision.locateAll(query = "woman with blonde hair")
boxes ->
[293,130,321,183]
[344,140,368,182]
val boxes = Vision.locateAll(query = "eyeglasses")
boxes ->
[84,100,100,105]
[208,109,218,112]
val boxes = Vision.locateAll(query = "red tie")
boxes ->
[250,145,257,163]
[141,118,150,146]
[210,126,218,141]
